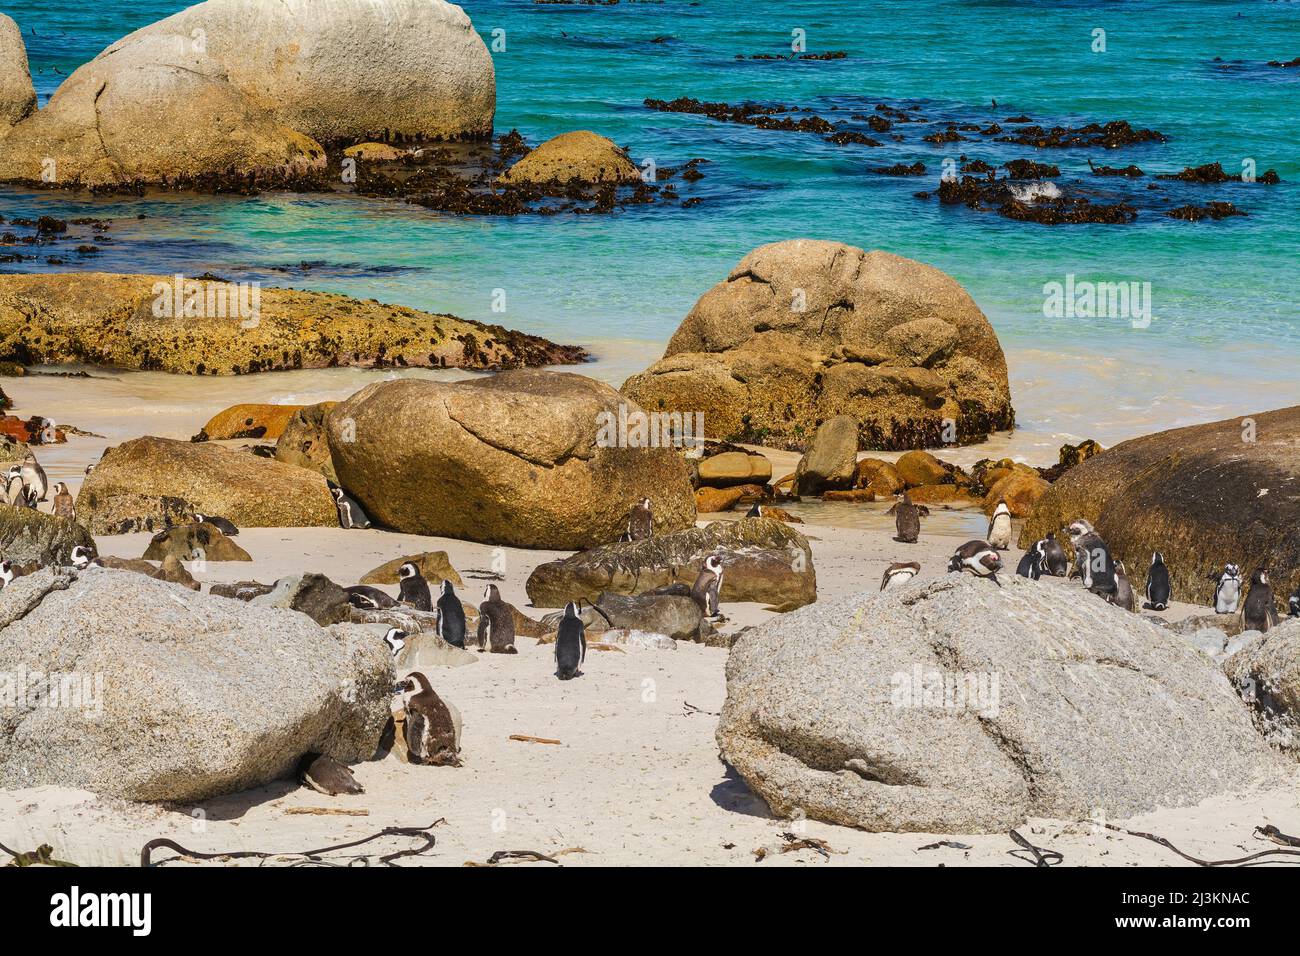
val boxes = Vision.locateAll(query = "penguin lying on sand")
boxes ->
[949,540,1003,585]
[880,561,920,591]
[345,585,399,610]
[554,601,586,680]
[297,752,364,795]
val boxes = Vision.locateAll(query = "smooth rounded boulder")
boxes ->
[622,240,1014,450]
[326,370,697,549]
[0,13,36,129]
[718,575,1277,833]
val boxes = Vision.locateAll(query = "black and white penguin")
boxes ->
[436,579,467,648]
[51,482,75,520]
[1211,563,1242,615]
[4,472,27,507]
[986,499,1012,550]
[1241,567,1279,633]
[1038,532,1069,577]
[1144,551,1171,611]
[193,512,239,536]
[297,752,364,796]
[554,601,586,680]
[889,492,925,544]
[383,627,407,658]
[69,545,102,570]
[397,562,432,611]
[395,672,460,766]
[1016,546,1043,580]
[345,585,400,610]
[690,554,725,616]
[1289,585,1300,618]
[627,497,653,541]
[0,560,13,589]
[331,486,371,529]
[948,540,1003,585]
[745,501,762,518]
[1066,519,1116,598]
[1110,560,1136,612]
[475,583,518,654]
[20,452,47,503]
[880,561,920,591]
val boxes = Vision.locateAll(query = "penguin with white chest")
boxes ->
[1211,563,1242,614]
[383,627,407,658]
[880,561,920,591]
[1144,552,1171,610]
[395,672,461,766]
[69,545,102,570]
[331,486,371,529]
[345,585,400,610]
[1016,544,1044,580]
[1038,532,1069,576]
[985,499,1013,550]
[691,554,725,617]
[436,579,467,648]
[20,452,47,503]
[397,562,432,611]
[627,498,653,541]
[1242,567,1278,633]
[554,601,587,680]
[1066,519,1116,598]
[475,583,517,654]
[297,752,364,795]
[0,560,13,590]
[948,540,1003,585]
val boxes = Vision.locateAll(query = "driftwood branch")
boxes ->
[140,819,446,867]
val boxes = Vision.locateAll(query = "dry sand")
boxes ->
[2,372,1298,867]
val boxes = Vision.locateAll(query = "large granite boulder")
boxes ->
[793,415,858,495]
[274,401,338,482]
[718,575,1277,833]
[0,13,36,130]
[1021,406,1300,605]
[76,436,337,532]
[0,507,94,567]
[1224,620,1300,758]
[499,131,639,185]
[196,403,304,441]
[0,273,586,375]
[622,240,1014,451]
[142,522,251,562]
[326,370,697,549]
[0,0,494,186]
[526,517,816,610]
[0,568,392,802]
[591,590,711,643]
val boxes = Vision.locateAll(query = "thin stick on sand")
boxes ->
[509,734,561,745]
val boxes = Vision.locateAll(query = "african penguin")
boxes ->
[345,585,400,610]
[1242,567,1278,633]
[436,579,467,648]
[1067,520,1116,598]
[475,583,518,654]
[880,561,920,591]
[297,752,364,796]
[1211,563,1242,615]
[1290,585,1300,619]
[1110,559,1136,612]
[1038,532,1069,577]
[745,501,762,518]
[331,486,372,529]
[627,497,653,541]
[0,560,12,589]
[986,499,1012,551]
[384,627,407,658]
[4,473,27,507]
[20,452,47,503]
[890,492,924,544]
[1144,552,1171,611]
[395,672,460,766]
[1015,546,1043,580]
[69,545,101,570]
[948,540,1003,585]
[193,512,239,536]
[690,554,724,617]
[397,562,432,611]
[554,601,587,681]
[51,482,75,520]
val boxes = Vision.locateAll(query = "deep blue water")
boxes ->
[1,0,1298,446]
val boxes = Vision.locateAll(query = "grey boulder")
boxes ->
[1224,620,1300,758]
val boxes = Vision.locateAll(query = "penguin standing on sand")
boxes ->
[1016,544,1043,580]
[1242,567,1279,633]
[627,497,653,541]
[331,486,371,529]
[475,583,518,654]
[20,452,47,503]
[397,562,432,611]
[880,561,920,591]
[383,627,407,658]
[889,492,926,544]
[51,482,75,519]
[986,499,1013,550]
[396,672,460,766]
[1144,552,1171,610]
[1067,519,1116,598]
[948,540,1003,585]
[193,512,239,536]
[1111,560,1136,612]
[1211,563,1242,614]
[297,752,363,795]
[1038,532,1069,577]
[554,601,586,680]
[5,472,28,507]
[436,579,467,648]
[691,554,725,617]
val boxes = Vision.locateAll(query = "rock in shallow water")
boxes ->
[0,568,392,802]
[717,575,1278,833]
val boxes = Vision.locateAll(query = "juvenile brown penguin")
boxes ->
[1242,567,1279,633]
[627,497,653,541]
[475,583,518,654]
[888,492,926,544]
[297,752,364,795]
[396,672,460,766]
[51,482,75,519]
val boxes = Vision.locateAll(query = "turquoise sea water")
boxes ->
[1,0,1297,455]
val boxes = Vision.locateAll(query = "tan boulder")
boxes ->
[894,450,948,487]
[143,522,251,562]
[76,436,337,533]
[793,415,858,495]
[696,449,772,488]
[101,554,202,589]
[499,130,639,185]
[984,472,1049,517]
[696,486,745,513]
[0,273,586,375]
[359,552,463,588]
[622,240,1014,450]
[273,402,338,482]
[822,488,875,502]
[907,484,976,506]
[197,403,304,441]
[0,13,35,129]
[854,458,903,496]
[343,142,409,162]
[326,370,697,549]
